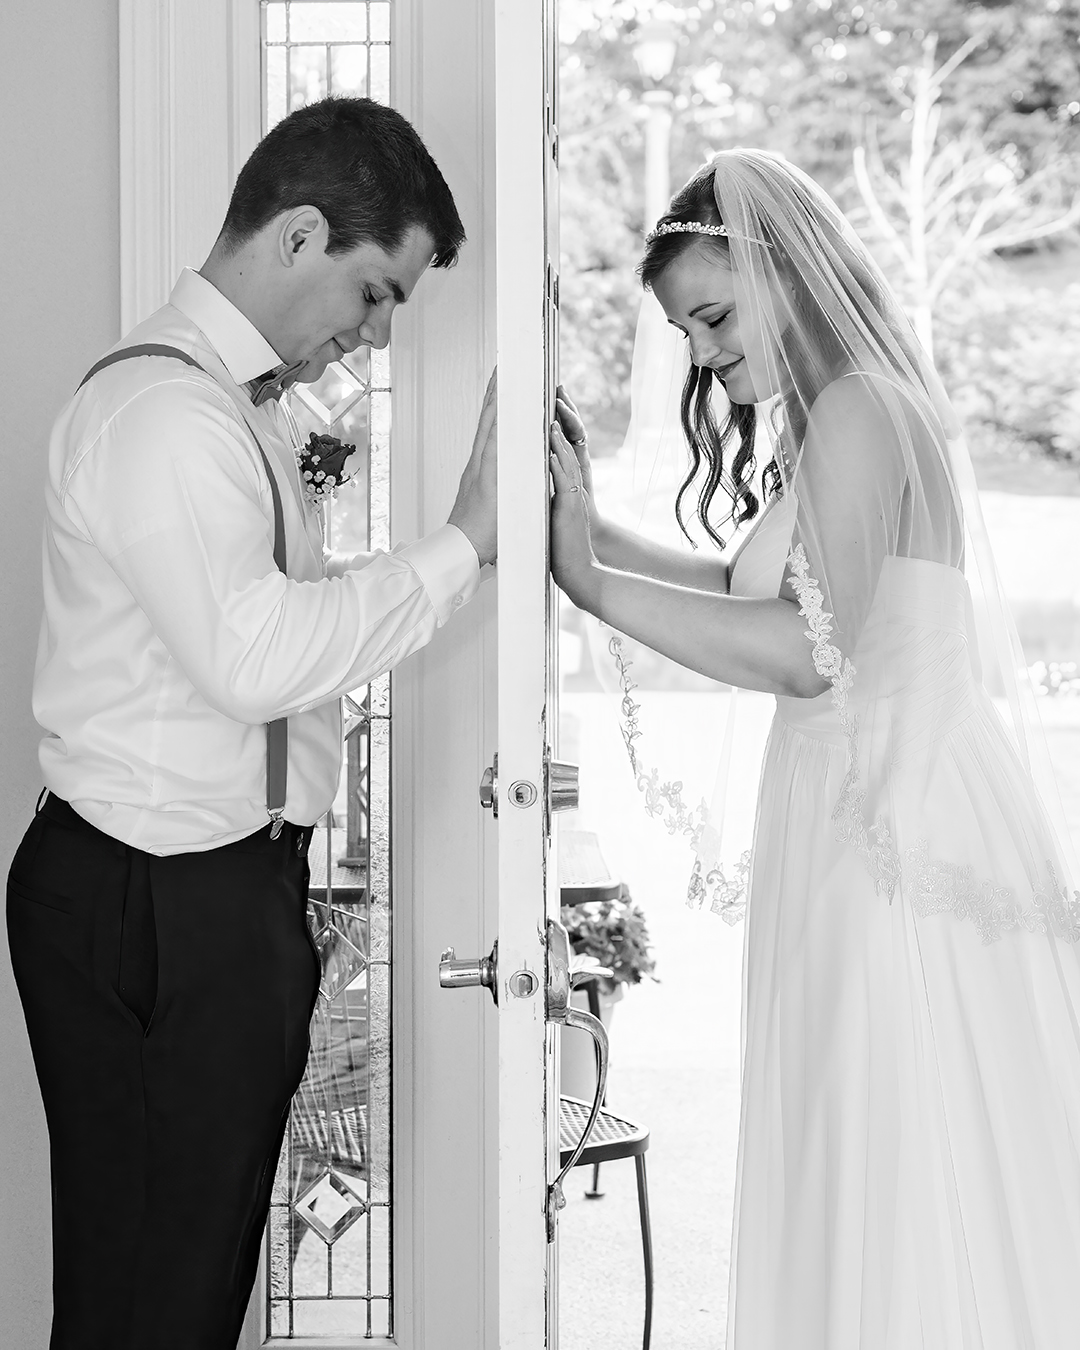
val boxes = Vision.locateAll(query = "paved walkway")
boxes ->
[558,692,752,1350]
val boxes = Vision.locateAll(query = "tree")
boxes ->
[851,32,1080,355]
[558,0,1080,483]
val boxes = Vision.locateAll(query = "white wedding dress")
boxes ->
[723,492,1080,1349]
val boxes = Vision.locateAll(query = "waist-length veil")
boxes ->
[605,148,1079,944]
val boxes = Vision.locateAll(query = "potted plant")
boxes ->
[559,890,657,1101]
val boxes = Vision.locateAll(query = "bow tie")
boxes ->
[246,359,306,406]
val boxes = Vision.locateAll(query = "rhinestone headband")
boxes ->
[645,220,773,248]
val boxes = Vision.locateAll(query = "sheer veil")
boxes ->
[605,147,1080,945]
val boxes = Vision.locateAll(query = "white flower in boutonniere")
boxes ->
[297,432,359,507]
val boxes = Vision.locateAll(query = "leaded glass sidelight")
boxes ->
[264,1,392,119]
[260,3,395,1337]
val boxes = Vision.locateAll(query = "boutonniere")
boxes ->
[296,432,358,507]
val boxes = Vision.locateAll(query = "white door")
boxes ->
[492,0,561,1336]
[438,3,608,1346]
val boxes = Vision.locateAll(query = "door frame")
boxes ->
[118,0,262,331]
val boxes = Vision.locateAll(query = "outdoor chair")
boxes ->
[560,1094,653,1350]
[561,829,654,1350]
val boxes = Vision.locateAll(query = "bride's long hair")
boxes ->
[638,154,924,549]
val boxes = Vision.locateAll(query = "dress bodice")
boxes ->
[727,490,977,747]
[727,493,797,601]
[725,494,839,739]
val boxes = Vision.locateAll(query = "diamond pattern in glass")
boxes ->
[293,1168,370,1245]
[291,362,372,431]
[311,917,368,1004]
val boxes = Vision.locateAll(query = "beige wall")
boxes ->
[0,2,120,1342]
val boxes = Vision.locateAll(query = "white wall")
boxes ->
[0,3,120,1343]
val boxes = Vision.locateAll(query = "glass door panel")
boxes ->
[260,5,396,1336]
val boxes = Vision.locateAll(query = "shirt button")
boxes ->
[452,594,464,609]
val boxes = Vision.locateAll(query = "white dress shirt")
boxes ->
[35,268,480,854]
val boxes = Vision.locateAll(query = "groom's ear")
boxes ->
[276,207,328,267]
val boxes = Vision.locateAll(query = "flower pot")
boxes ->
[559,982,624,1102]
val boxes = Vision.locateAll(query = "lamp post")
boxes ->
[633,18,679,227]
[622,18,683,489]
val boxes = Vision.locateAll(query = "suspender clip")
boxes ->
[268,811,285,841]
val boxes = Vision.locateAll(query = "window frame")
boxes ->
[118,0,261,330]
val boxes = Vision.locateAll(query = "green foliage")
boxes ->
[937,269,1080,488]
[559,57,643,436]
[559,0,1080,484]
[561,894,658,992]
[1030,659,1080,696]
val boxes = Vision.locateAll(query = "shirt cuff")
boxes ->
[398,523,481,625]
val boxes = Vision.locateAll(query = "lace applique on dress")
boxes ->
[608,630,750,921]
[905,843,1080,945]
[786,544,901,898]
[786,543,1080,943]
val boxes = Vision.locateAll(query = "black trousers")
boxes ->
[6,793,320,1350]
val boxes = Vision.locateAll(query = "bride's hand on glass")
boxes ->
[555,385,611,555]
[554,385,593,482]
[549,420,600,611]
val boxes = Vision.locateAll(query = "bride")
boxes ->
[549,148,1080,1349]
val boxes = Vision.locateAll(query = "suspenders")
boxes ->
[77,344,290,839]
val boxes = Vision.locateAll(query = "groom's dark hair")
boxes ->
[219,96,465,266]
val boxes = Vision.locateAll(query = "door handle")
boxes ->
[439,942,499,1006]
[439,922,607,1239]
[548,1004,608,1239]
[544,918,609,1240]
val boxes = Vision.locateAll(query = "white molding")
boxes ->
[119,0,261,331]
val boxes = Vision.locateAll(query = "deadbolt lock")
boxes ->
[479,756,498,817]
[546,753,579,815]
[508,969,539,999]
[508,780,538,808]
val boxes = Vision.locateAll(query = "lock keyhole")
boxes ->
[508,780,538,808]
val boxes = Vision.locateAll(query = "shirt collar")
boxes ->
[169,268,284,386]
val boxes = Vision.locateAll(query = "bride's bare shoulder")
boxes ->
[812,368,913,413]
[805,370,909,446]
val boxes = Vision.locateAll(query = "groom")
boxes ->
[6,97,494,1350]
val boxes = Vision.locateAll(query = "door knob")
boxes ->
[439,942,499,1006]
[547,756,579,814]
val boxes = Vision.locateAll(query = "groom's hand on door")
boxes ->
[449,367,498,567]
